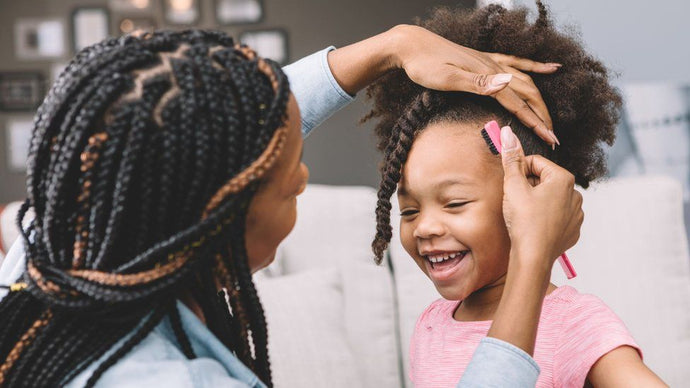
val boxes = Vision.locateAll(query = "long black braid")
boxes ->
[0,30,290,387]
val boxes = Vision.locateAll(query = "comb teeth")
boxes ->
[482,128,499,155]
[481,129,500,155]
[481,120,503,155]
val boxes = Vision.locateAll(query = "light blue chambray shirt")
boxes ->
[0,47,539,388]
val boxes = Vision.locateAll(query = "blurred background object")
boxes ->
[0,0,469,204]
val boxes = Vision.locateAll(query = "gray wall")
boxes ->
[517,0,690,85]
[0,0,470,203]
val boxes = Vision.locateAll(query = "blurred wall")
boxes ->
[0,0,469,203]
[518,0,690,85]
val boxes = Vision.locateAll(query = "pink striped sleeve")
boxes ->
[554,294,642,387]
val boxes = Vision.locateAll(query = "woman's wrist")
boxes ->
[326,25,403,95]
[487,248,552,355]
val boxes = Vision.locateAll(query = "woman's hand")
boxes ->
[388,24,561,146]
[328,24,560,145]
[499,125,583,266]
[486,126,583,355]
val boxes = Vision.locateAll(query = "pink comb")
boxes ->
[482,120,577,279]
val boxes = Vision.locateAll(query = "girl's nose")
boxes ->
[413,212,445,239]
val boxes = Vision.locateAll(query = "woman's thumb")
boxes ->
[500,126,527,184]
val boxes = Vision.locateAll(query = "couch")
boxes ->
[1,176,689,387]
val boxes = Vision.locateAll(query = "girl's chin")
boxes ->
[435,285,471,302]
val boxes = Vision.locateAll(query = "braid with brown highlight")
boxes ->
[0,29,289,387]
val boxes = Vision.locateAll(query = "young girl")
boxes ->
[366,3,667,387]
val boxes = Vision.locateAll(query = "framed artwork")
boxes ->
[6,118,34,172]
[0,73,45,112]
[239,29,289,65]
[71,8,110,52]
[163,0,201,25]
[14,19,66,60]
[118,17,157,35]
[108,0,153,12]
[215,0,263,25]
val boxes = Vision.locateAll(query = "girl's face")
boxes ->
[397,121,511,301]
[245,93,309,272]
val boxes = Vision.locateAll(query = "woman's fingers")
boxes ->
[489,53,562,74]
[494,88,555,145]
[501,70,554,130]
[523,155,565,183]
[414,65,513,95]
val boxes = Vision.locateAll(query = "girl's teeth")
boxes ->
[428,251,467,263]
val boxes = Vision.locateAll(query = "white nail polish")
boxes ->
[490,73,512,87]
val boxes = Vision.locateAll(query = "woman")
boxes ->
[0,26,578,387]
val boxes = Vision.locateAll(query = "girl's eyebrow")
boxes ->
[431,178,476,190]
[398,177,475,198]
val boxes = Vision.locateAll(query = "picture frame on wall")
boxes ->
[118,17,157,35]
[215,0,263,25]
[163,0,201,25]
[71,7,110,52]
[239,29,289,65]
[6,117,34,172]
[0,73,45,112]
[14,19,66,60]
[108,0,153,13]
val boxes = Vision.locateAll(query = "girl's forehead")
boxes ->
[401,121,503,194]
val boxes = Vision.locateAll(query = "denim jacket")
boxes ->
[0,47,539,388]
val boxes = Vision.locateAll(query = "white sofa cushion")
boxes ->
[259,184,402,388]
[255,268,363,388]
[551,176,690,387]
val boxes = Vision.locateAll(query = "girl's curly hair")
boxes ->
[365,1,622,263]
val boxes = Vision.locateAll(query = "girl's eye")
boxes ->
[446,202,468,208]
[400,209,418,217]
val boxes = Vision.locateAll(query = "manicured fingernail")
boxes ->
[500,126,517,150]
[490,73,512,87]
[546,63,562,68]
[550,130,561,146]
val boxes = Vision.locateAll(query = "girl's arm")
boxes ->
[586,346,668,387]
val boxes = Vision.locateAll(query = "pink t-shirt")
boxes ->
[410,286,642,387]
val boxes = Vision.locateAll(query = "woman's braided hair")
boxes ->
[366,1,622,263]
[0,29,290,387]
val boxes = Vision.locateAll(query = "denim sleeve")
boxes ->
[282,46,355,138]
[0,238,26,302]
[458,337,540,388]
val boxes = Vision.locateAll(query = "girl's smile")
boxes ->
[398,119,511,311]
